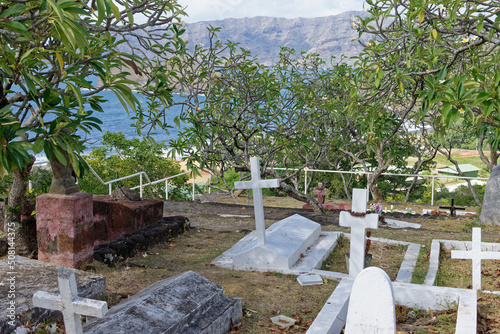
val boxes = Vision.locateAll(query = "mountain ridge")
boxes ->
[183,11,369,65]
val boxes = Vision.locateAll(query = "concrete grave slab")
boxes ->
[0,256,105,334]
[344,267,396,334]
[233,214,321,271]
[297,274,323,286]
[84,271,242,334]
[214,214,322,272]
[383,218,421,229]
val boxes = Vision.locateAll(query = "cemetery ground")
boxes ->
[83,196,500,333]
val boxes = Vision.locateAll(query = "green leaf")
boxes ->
[477,22,484,34]
[33,138,45,154]
[0,4,27,19]
[96,0,106,25]
[110,1,120,21]
[52,146,67,166]
[0,21,30,38]
[418,9,425,23]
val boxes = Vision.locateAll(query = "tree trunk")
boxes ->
[279,181,326,215]
[4,156,36,256]
[477,136,499,172]
[367,170,384,203]
[266,169,325,215]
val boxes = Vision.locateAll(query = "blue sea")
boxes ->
[35,91,187,163]
[79,91,186,147]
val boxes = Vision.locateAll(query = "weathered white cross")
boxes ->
[33,267,108,334]
[234,156,280,246]
[451,227,500,290]
[339,188,379,278]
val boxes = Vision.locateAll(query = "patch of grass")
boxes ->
[396,304,457,333]
[435,244,500,291]
[321,234,407,281]
[411,244,431,284]
[477,292,500,333]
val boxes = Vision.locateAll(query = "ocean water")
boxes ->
[79,91,186,148]
[35,91,187,163]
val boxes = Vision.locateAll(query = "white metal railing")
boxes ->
[130,171,194,200]
[272,167,489,206]
[30,160,197,200]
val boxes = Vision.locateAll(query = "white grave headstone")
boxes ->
[340,188,379,277]
[451,227,500,290]
[344,267,396,334]
[33,267,108,334]
[234,156,280,245]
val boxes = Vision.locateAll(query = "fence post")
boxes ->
[140,173,143,198]
[109,183,112,195]
[165,180,169,200]
[304,169,308,195]
[366,173,370,202]
[431,176,435,206]
[192,170,195,201]
[208,174,211,194]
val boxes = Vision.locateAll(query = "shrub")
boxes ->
[79,132,188,199]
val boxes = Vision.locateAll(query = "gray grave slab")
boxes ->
[84,271,242,334]
[0,256,105,334]
[232,214,321,271]
[297,274,323,286]
[384,218,421,229]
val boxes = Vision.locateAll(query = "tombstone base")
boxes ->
[36,192,95,268]
[220,214,322,271]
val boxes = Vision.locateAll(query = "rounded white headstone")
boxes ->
[345,267,396,334]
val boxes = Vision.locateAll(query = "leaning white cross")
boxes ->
[451,227,500,290]
[234,157,280,246]
[33,267,108,334]
[340,188,379,278]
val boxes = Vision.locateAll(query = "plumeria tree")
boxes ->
[0,0,186,254]
[351,0,500,200]
[168,29,357,213]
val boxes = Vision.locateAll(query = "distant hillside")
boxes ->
[183,11,369,65]
[108,11,369,86]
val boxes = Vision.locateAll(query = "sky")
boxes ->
[178,0,367,23]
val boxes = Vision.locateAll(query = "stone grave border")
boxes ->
[424,237,500,294]
[299,235,478,334]
[304,235,422,284]
[306,278,477,334]
[213,231,422,282]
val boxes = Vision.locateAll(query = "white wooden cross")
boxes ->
[33,267,108,334]
[340,188,379,278]
[451,227,500,290]
[234,157,280,246]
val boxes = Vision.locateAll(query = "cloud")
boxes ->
[178,0,367,22]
